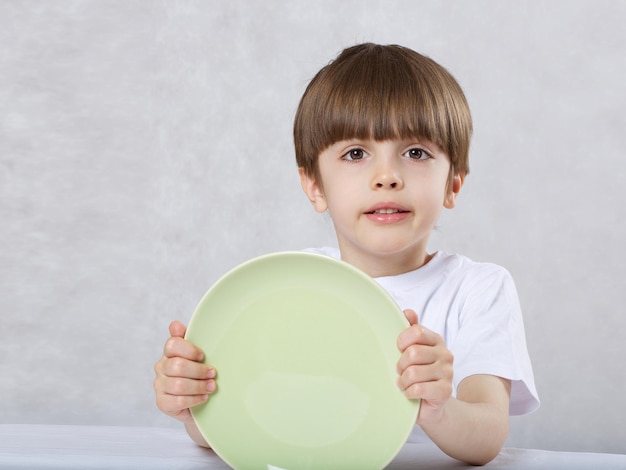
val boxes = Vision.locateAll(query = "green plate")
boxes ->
[186,251,420,469]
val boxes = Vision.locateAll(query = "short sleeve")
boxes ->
[451,265,539,415]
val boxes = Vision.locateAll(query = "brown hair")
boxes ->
[294,43,472,183]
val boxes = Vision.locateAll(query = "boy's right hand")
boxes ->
[153,320,217,424]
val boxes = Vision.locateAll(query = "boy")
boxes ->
[154,43,539,465]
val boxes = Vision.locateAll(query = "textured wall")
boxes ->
[2,0,625,454]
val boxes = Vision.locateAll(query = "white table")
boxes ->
[1,425,625,469]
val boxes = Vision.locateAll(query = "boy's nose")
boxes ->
[372,165,403,190]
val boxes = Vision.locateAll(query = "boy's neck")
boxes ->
[339,248,434,278]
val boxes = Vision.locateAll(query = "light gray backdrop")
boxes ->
[2,0,625,454]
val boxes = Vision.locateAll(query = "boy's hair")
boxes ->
[294,43,472,184]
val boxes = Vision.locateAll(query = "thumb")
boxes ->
[169,320,187,338]
[403,309,419,326]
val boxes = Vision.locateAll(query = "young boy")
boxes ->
[153,43,539,465]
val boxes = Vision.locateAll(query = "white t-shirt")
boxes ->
[306,247,540,442]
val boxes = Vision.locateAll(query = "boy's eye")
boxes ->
[404,148,431,160]
[342,148,367,161]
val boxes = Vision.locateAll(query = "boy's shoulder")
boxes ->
[435,251,511,276]
[433,251,515,288]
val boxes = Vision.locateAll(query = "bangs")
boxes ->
[321,61,446,147]
[294,44,472,179]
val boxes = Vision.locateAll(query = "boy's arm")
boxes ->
[397,309,511,465]
[419,375,510,465]
[185,422,210,448]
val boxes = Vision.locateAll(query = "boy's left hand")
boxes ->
[396,309,454,424]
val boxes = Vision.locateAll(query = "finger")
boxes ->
[156,393,208,421]
[400,376,453,403]
[398,360,446,385]
[163,357,216,380]
[169,320,187,338]
[403,309,419,326]
[396,344,440,372]
[164,336,205,362]
[397,323,439,352]
[399,380,431,399]
[396,373,434,396]
[162,376,217,396]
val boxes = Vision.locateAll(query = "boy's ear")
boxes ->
[444,173,465,209]
[299,168,328,213]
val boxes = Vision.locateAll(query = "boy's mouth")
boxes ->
[367,208,408,214]
[364,203,411,223]
[364,203,410,215]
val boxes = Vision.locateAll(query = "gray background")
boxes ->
[2,0,625,454]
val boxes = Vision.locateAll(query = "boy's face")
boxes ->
[300,138,463,276]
